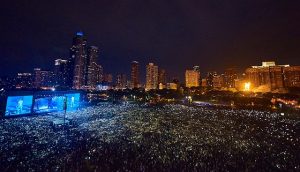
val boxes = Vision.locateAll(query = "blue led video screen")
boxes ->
[5,96,33,116]
[33,96,65,113]
[65,93,80,111]
[33,93,80,113]
[4,92,81,116]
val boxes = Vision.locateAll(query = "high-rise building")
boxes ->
[104,74,113,84]
[158,69,167,85]
[116,74,122,89]
[34,68,54,88]
[193,66,200,72]
[94,64,103,84]
[121,74,127,88]
[86,46,99,88]
[245,61,300,90]
[212,74,225,88]
[284,66,300,87]
[269,66,285,89]
[65,55,75,88]
[54,59,68,87]
[71,32,88,89]
[0,76,15,90]
[16,73,33,89]
[146,63,159,90]
[193,66,201,86]
[131,61,139,88]
[116,74,127,89]
[33,68,42,88]
[185,70,200,88]
[224,68,238,88]
[201,79,207,87]
[206,71,217,87]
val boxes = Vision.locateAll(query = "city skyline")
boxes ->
[3,31,300,90]
[1,0,300,80]
[1,1,300,171]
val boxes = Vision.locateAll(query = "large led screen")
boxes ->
[5,96,33,116]
[65,93,80,111]
[33,96,65,113]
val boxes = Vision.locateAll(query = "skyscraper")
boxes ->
[224,68,238,88]
[206,71,217,87]
[94,64,103,85]
[16,73,33,89]
[66,55,75,88]
[212,74,225,88]
[104,74,113,84]
[146,63,158,90]
[193,66,201,86]
[71,32,87,89]
[193,66,200,72]
[158,69,167,85]
[86,46,99,88]
[116,74,127,89]
[284,66,300,87]
[54,59,68,87]
[33,68,54,88]
[185,70,200,88]
[131,61,139,88]
[245,61,300,90]
[33,68,42,88]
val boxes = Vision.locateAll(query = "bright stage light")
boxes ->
[244,82,251,91]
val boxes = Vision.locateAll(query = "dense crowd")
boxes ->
[0,103,299,171]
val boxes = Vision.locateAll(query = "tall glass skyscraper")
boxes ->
[131,61,140,88]
[146,63,158,90]
[54,59,68,87]
[70,32,87,89]
[86,46,100,88]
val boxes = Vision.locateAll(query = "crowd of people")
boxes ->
[0,102,299,171]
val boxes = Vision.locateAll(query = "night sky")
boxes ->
[1,0,300,81]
